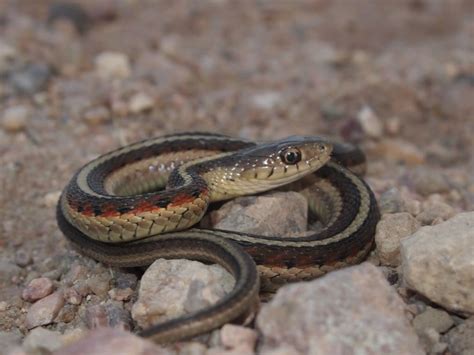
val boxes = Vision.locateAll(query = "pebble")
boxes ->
[385,116,401,135]
[85,272,112,297]
[47,2,90,35]
[1,105,30,133]
[374,139,425,165]
[444,317,474,355]
[82,105,110,126]
[416,199,455,225]
[0,257,21,283]
[22,327,64,353]
[220,324,257,353]
[257,263,424,355]
[375,212,421,266]
[14,250,32,267]
[22,277,55,302]
[128,92,154,114]
[413,306,454,334]
[251,91,282,110]
[357,105,383,138]
[411,167,451,196]
[113,271,138,289]
[42,190,62,208]
[8,63,52,94]
[25,291,65,329]
[108,287,133,302]
[378,187,404,214]
[85,302,131,331]
[53,328,169,355]
[64,288,82,305]
[131,259,234,329]
[212,192,307,237]
[95,51,131,79]
[401,212,474,314]
[0,40,17,71]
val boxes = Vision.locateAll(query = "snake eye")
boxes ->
[280,147,302,165]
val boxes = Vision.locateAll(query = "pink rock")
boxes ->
[22,277,55,302]
[25,291,64,329]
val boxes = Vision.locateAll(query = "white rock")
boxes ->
[95,51,131,79]
[1,106,30,133]
[357,105,383,138]
[128,92,154,114]
[401,212,474,314]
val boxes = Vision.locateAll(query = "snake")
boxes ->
[56,132,380,343]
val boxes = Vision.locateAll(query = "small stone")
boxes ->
[416,199,455,225]
[357,105,383,138]
[23,327,64,353]
[0,40,17,71]
[1,106,30,133]
[14,250,32,267]
[375,139,425,165]
[0,301,7,311]
[8,63,52,94]
[413,306,454,334]
[82,106,110,126]
[444,317,474,355]
[54,328,168,355]
[411,167,451,196]
[86,272,112,297]
[212,192,307,237]
[177,342,207,355]
[22,277,55,302]
[375,212,421,266]
[220,324,257,353]
[0,257,21,283]
[251,91,282,110]
[25,291,65,329]
[113,271,138,289]
[128,92,154,114]
[47,2,90,34]
[86,302,132,331]
[64,287,82,305]
[257,263,423,355]
[95,51,131,79]
[43,191,62,208]
[132,259,234,329]
[378,188,404,214]
[385,116,401,135]
[108,287,133,302]
[401,212,474,314]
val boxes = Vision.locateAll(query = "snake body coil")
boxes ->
[57,132,379,343]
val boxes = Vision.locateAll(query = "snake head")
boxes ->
[206,136,333,201]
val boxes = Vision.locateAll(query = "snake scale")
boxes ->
[56,132,380,343]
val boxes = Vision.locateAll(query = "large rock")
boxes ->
[401,212,474,314]
[257,263,423,355]
[132,259,234,328]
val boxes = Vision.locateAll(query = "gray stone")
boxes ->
[131,259,234,329]
[0,330,22,354]
[375,212,421,266]
[1,106,30,133]
[257,263,423,355]
[411,167,451,196]
[413,306,454,334]
[416,199,455,225]
[444,317,474,355]
[401,212,474,314]
[8,63,52,94]
[212,191,307,237]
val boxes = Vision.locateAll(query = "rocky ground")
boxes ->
[0,1,473,354]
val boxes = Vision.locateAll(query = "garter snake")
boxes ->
[56,132,379,343]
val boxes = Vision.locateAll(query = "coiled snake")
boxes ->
[56,132,380,343]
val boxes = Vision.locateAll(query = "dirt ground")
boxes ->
[0,0,473,353]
